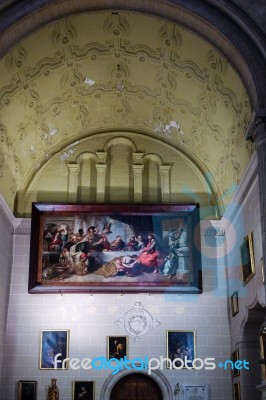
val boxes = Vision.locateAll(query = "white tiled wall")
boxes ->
[0,213,233,400]
[0,198,14,396]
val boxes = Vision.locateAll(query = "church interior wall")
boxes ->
[0,196,14,394]
[1,204,233,400]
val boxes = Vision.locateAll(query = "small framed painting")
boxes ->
[107,336,128,360]
[18,381,37,400]
[234,382,241,400]
[166,330,196,369]
[260,327,266,380]
[40,329,69,369]
[232,349,240,377]
[240,232,255,286]
[73,381,94,400]
[231,291,239,317]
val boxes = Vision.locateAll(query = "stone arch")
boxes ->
[99,369,174,400]
[142,154,163,165]
[238,303,265,400]
[104,136,137,152]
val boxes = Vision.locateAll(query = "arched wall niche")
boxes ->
[237,303,266,400]
[16,132,218,217]
[99,369,174,400]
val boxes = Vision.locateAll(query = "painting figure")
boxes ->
[95,255,139,278]
[110,235,126,251]
[161,229,182,278]
[76,385,90,400]
[73,382,94,400]
[108,336,127,360]
[137,233,162,273]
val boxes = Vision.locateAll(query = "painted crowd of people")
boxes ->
[43,221,185,279]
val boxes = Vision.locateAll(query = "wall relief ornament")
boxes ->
[115,302,161,342]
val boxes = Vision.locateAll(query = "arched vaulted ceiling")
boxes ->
[0,0,264,216]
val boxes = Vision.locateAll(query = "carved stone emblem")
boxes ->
[115,302,161,342]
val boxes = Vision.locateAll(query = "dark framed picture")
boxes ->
[107,336,128,360]
[240,232,255,286]
[73,381,94,400]
[231,291,239,317]
[234,382,241,400]
[166,330,196,369]
[260,327,266,379]
[40,329,69,369]
[18,381,37,400]
[232,349,240,377]
[29,203,202,294]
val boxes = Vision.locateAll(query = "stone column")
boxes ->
[132,153,144,203]
[96,152,107,203]
[133,165,144,203]
[246,111,266,289]
[96,163,107,202]
[159,165,171,202]
[67,163,79,202]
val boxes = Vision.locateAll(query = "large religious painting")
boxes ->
[29,203,202,293]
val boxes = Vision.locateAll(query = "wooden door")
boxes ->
[110,373,163,400]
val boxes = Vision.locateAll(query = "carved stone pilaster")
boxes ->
[67,163,79,202]
[159,165,171,202]
[246,111,266,289]
[96,163,107,202]
[133,164,144,203]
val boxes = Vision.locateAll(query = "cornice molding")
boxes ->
[222,150,258,225]
[0,193,31,234]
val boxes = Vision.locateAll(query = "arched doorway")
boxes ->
[99,369,173,400]
[110,372,163,400]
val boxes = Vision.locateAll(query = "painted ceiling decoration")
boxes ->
[0,9,253,215]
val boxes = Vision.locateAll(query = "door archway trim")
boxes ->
[99,369,174,400]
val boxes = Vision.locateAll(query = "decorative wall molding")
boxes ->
[0,193,15,229]
[0,193,31,234]
[222,151,258,226]
[115,302,161,342]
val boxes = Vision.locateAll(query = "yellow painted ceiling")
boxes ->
[0,11,252,213]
